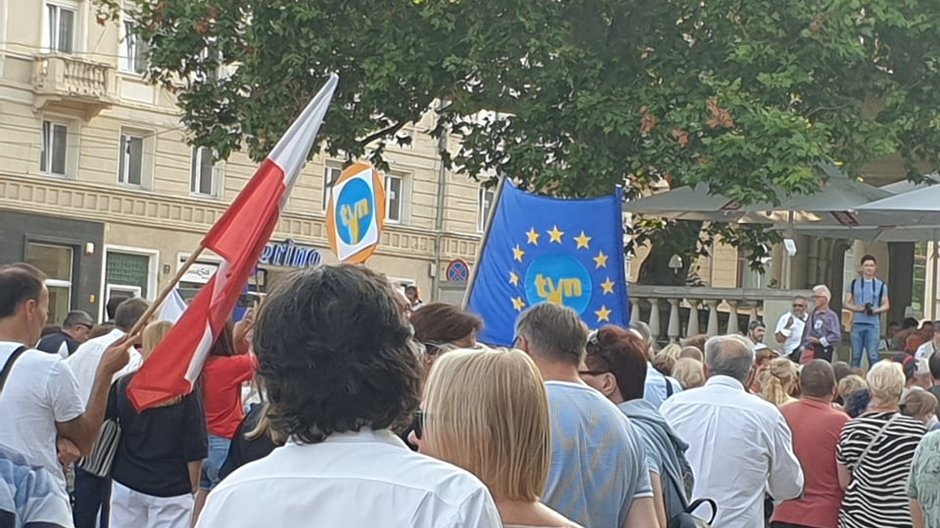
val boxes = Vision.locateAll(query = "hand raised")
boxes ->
[98,334,134,375]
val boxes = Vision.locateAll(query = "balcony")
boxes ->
[33,54,114,119]
[630,285,813,344]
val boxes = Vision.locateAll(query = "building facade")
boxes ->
[0,0,490,323]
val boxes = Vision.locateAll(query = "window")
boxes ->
[26,243,73,323]
[478,187,495,232]
[118,132,144,185]
[46,3,75,53]
[40,121,68,176]
[385,174,403,223]
[191,146,220,196]
[106,251,151,298]
[121,21,148,74]
[322,166,342,211]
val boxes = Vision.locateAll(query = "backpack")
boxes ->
[850,278,885,307]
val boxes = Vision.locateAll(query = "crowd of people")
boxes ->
[2,255,940,528]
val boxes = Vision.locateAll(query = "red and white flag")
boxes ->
[127,75,338,412]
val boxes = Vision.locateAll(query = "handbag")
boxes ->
[668,498,718,528]
[76,419,121,478]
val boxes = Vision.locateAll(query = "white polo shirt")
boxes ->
[197,428,501,528]
[64,329,142,405]
[0,343,84,493]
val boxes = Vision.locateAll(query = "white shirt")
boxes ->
[660,376,804,528]
[0,342,85,493]
[64,329,142,406]
[644,362,682,408]
[774,312,807,356]
[196,429,501,528]
[915,340,939,361]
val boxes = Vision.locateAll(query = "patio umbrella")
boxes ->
[622,184,773,222]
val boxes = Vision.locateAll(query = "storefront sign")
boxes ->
[260,239,322,269]
[181,262,219,284]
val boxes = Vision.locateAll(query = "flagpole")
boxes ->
[462,176,507,309]
[125,245,206,337]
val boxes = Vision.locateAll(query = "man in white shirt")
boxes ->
[196,265,500,528]
[65,297,148,528]
[660,335,804,528]
[629,322,682,407]
[0,264,131,500]
[775,296,809,361]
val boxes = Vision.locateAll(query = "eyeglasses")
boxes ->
[75,323,93,331]
[578,370,608,377]
[412,410,425,440]
[792,304,806,308]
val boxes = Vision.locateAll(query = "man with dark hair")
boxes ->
[771,360,850,528]
[515,303,658,528]
[747,320,769,352]
[105,296,124,323]
[36,310,94,358]
[661,335,804,528]
[845,254,890,369]
[196,265,499,528]
[0,263,131,500]
[65,297,149,528]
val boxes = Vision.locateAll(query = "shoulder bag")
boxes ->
[850,413,901,481]
[76,377,128,478]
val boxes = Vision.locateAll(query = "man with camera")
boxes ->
[844,254,890,369]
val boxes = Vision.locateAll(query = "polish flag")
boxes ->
[127,75,339,412]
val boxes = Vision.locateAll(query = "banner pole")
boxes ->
[462,176,507,309]
[125,245,206,337]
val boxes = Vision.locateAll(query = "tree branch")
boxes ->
[357,121,408,146]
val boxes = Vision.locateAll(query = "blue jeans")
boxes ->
[851,323,881,368]
[200,434,232,490]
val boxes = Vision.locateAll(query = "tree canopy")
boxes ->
[100,0,940,281]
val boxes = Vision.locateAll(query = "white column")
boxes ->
[667,298,681,344]
[726,300,740,335]
[705,300,720,336]
[630,298,641,327]
[648,298,661,341]
[686,299,700,338]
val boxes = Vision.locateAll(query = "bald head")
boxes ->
[801,360,836,399]
[704,335,755,383]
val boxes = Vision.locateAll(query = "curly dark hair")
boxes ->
[252,264,422,444]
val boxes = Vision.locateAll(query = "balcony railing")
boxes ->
[630,285,814,344]
[33,54,113,118]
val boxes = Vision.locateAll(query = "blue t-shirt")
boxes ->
[850,278,886,326]
[0,448,72,528]
[543,381,653,528]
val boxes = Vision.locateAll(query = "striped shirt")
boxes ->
[837,412,926,528]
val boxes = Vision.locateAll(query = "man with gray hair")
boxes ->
[800,285,842,363]
[515,303,658,528]
[660,335,804,528]
[37,310,94,358]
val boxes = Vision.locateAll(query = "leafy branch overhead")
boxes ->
[98,0,940,274]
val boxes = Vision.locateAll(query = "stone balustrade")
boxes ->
[630,285,814,344]
[33,54,113,117]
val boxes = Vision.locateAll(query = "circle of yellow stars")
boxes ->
[509,224,617,323]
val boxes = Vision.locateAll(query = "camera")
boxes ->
[863,302,874,316]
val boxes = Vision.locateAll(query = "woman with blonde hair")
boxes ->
[836,361,926,528]
[107,321,208,528]
[672,358,705,390]
[758,357,800,407]
[414,347,582,528]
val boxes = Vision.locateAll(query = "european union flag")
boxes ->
[467,181,629,346]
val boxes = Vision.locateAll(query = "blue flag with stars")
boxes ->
[466,181,629,346]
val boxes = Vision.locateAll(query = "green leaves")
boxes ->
[96,0,940,270]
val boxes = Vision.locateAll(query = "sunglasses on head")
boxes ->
[412,410,425,440]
